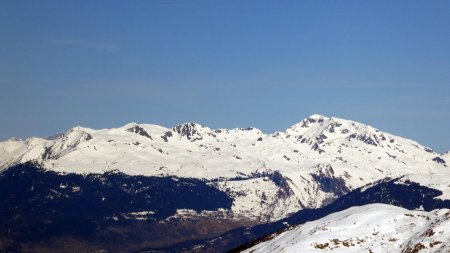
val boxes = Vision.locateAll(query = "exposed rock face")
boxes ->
[127,125,152,139]
[160,131,173,142]
[433,156,446,166]
[172,122,207,141]
[310,164,350,203]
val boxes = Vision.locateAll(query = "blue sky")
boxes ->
[1,1,449,152]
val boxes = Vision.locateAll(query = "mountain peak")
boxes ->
[280,114,411,154]
[172,122,211,141]
[308,114,328,120]
[6,137,23,142]
[174,122,204,128]
[286,114,331,133]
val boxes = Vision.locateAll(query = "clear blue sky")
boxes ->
[1,1,449,152]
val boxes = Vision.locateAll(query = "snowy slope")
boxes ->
[0,115,448,220]
[243,204,450,253]
[442,151,450,162]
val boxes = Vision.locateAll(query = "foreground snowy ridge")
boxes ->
[0,114,448,221]
[243,204,450,253]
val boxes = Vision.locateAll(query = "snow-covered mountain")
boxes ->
[243,204,450,253]
[0,114,448,221]
[179,175,450,252]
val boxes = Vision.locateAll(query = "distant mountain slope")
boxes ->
[0,162,237,253]
[177,176,450,252]
[12,164,450,253]
[243,204,450,253]
[0,114,448,221]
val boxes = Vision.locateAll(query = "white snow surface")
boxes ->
[442,151,450,161]
[0,115,449,220]
[244,204,450,253]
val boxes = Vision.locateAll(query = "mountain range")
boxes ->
[0,114,448,252]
